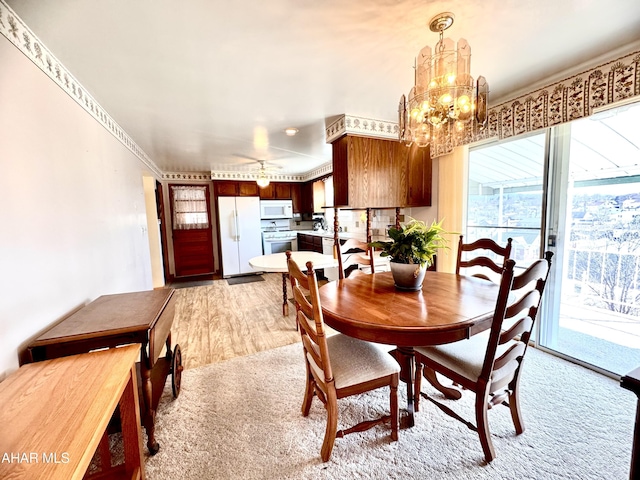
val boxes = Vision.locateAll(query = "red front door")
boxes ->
[169,184,215,277]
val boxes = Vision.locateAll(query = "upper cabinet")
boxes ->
[332,135,431,208]
[258,182,293,200]
[214,180,260,197]
[405,143,432,207]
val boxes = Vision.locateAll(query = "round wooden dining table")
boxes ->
[318,270,500,427]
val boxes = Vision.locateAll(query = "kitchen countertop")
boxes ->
[294,230,389,242]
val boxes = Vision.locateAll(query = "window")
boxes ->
[467,132,547,267]
[170,185,209,230]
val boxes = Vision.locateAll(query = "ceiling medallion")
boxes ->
[399,12,488,153]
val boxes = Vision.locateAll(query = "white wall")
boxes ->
[0,38,155,377]
[143,176,165,288]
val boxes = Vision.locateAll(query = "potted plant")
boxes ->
[369,218,450,290]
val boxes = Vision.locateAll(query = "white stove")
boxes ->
[262,230,298,254]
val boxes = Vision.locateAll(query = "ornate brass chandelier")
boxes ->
[399,12,488,157]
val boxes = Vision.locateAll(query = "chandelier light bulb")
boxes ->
[439,93,453,105]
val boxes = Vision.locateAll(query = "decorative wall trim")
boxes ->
[472,49,640,146]
[210,170,306,182]
[0,0,163,178]
[326,114,399,143]
[301,162,333,181]
[163,172,212,182]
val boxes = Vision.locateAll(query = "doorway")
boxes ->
[540,102,640,376]
[467,101,640,376]
[168,184,215,278]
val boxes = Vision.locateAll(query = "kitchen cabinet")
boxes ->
[297,233,323,253]
[214,180,260,197]
[239,181,260,196]
[258,183,275,199]
[275,183,291,199]
[313,180,326,213]
[291,182,303,213]
[259,182,295,200]
[214,181,240,197]
[291,182,313,219]
[406,143,432,207]
[332,135,431,208]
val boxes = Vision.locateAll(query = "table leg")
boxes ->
[140,346,159,454]
[282,273,289,316]
[391,346,415,428]
[120,365,146,478]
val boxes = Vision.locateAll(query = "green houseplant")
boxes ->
[369,218,450,290]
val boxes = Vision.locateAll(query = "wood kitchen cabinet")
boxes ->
[213,180,260,197]
[214,180,240,196]
[287,181,315,217]
[239,181,260,196]
[258,183,275,199]
[332,135,431,208]
[275,182,291,199]
[405,143,432,207]
[259,181,297,200]
[297,233,323,253]
[291,182,303,213]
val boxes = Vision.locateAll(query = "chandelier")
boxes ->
[399,12,488,156]
[256,161,270,188]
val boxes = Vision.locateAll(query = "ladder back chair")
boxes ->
[285,251,399,462]
[456,235,513,283]
[335,238,375,279]
[414,252,553,463]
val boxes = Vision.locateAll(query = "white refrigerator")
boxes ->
[218,196,263,277]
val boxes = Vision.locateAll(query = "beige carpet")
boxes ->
[144,343,636,479]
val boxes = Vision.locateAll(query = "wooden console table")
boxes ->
[27,289,182,455]
[621,366,640,479]
[0,344,145,479]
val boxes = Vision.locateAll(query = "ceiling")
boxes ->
[6,0,640,177]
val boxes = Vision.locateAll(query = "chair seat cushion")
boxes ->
[414,332,510,382]
[325,334,400,390]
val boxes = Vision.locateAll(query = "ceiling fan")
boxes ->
[232,154,284,172]
[233,157,283,188]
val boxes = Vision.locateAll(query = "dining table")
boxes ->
[249,251,338,316]
[318,270,500,427]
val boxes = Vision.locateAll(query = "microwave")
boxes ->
[260,199,293,219]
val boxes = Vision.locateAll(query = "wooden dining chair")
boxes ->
[456,235,513,283]
[335,238,375,279]
[285,251,400,462]
[414,251,553,463]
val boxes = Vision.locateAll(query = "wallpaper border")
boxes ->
[0,1,163,178]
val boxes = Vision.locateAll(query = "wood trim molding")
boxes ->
[0,0,163,179]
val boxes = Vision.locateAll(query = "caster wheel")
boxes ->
[148,441,160,455]
[171,344,183,398]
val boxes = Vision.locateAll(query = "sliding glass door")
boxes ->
[468,100,640,376]
[539,101,640,376]
[467,132,547,269]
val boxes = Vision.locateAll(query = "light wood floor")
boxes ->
[169,273,302,370]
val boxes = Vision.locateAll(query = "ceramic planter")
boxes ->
[389,262,426,291]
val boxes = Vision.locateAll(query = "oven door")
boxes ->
[263,237,298,254]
